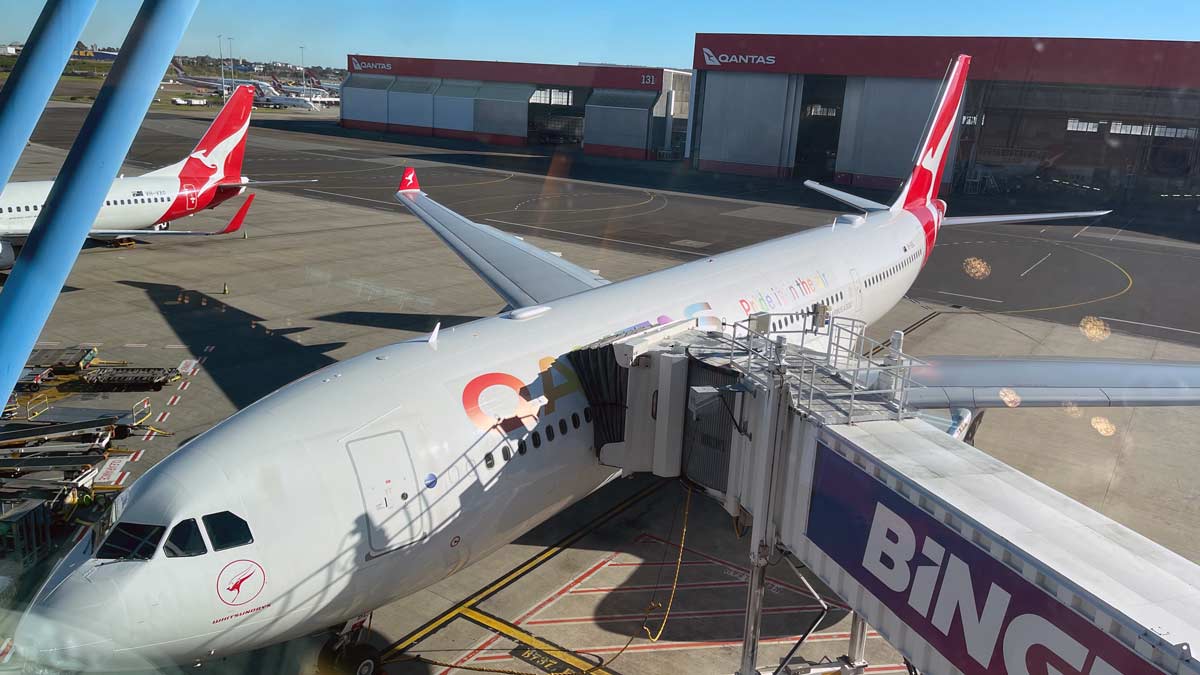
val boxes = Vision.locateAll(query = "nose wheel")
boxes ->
[317,612,380,675]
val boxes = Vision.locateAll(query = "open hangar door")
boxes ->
[583,88,660,160]
[527,86,588,145]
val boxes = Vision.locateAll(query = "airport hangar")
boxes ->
[691,34,1200,214]
[339,54,691,160]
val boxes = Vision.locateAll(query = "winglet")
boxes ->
[428,321,441,350]
[398,167,421,193]
[216,194,255,235]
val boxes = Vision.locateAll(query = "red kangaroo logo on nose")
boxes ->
[216,559,266,607]
[226,568,256,602]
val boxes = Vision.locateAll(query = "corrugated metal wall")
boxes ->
[695,71,804,173]
[836,76,958,185]
[387,76,440,131]
[433,79,480,132]
[474,83,535,139]
[584,89,659,152]
[342,73,394,126]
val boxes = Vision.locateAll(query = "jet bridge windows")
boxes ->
[202,511,254,551]
[164,519,207,558]
[96,522,166,560]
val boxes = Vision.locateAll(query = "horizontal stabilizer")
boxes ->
[906,355,1200,409]
[943,210,1110,227]
[232,179,318,187]
[802,180,889,212]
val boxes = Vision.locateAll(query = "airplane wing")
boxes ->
[802,180,889,212]
[392,167,609,308]
[942,210,1110,226]
[906,355,1200,408]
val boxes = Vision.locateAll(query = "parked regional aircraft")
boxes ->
[0,85,297,270]
[21,55,1175,674]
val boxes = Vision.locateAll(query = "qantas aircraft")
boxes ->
[0,85,286,270]
[19,55,1175,673]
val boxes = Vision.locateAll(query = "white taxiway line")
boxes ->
[1099,316,1200,337]
[302,188,706,257]
[1019,253,1052,278]
[485,218,706,257]
[1072,222,1094,238]
[936,290,1004,303]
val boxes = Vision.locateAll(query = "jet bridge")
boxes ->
[568,315,1200,675]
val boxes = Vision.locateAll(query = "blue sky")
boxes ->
[2,0,1199,69]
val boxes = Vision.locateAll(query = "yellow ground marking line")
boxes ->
[460,607,615,675]
[385,479,664,656]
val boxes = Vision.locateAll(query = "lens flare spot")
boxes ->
[998,387,1021,408]
[1062,401,1082,418]
[962,257,991,280]
[1091,415,1117,437]
[1079,316,1111,342]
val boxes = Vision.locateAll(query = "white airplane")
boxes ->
[0,84,310,270]
[21,55,1179,674]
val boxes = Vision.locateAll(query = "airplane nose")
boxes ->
[14,573,120,671]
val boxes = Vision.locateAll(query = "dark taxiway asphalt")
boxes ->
[29,105,1200,346]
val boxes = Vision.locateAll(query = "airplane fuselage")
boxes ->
[0,176,239,238]
[18,205,931,670]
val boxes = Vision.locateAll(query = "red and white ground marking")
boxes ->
[0,638,13,664]
[141,429,157,441]
[470,630,884,663]
[443,534,857,675]
[167,394,181,406]
[129,450,144,462]
[177,380,190,391]
[94,457,129,485]
[204,345,216,353]
[197,355,208,365]
[178,359,197,373]
[155,411,170,424]
[115,471,130,486]
[190,365,201,376]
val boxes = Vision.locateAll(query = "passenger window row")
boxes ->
[770,302,822,333]
[96,510,253,561]
[2,195,171,214]
[483,407,594,469]
[866,250,922,288]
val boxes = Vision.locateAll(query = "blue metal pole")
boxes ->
[0,0,97,192]
[0,0,199,402]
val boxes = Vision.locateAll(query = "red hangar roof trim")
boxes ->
[347,55,663,92]
[693,34,1200,89]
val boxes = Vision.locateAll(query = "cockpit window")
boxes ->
[96,522,166,560]
[202,511,253,551]
[164,519,207,558]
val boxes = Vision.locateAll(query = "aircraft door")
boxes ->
[346,431,427,554]
[848,268,864,316]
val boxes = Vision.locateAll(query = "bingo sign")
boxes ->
[805,445,1159,675]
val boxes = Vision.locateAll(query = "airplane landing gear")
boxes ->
[317,612,380,675]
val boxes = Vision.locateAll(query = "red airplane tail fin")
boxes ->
[147,85,253,185]
[892,54,971,255]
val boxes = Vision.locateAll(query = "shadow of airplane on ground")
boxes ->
[120,281,344,409]
[315,311,480,332]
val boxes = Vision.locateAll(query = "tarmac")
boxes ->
[4,107,1200,674]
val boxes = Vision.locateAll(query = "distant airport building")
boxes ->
[688,34,1200,210]
[340,55,690,159]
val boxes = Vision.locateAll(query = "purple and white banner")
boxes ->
[806,442,1158,675]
